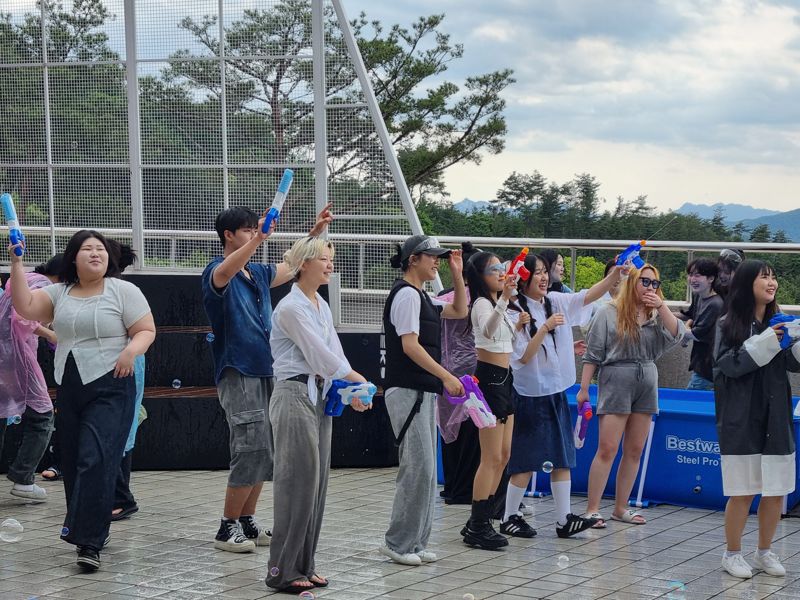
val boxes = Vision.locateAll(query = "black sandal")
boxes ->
[310,574,329,587]
[110,504,139,521]
[41,466,61,481]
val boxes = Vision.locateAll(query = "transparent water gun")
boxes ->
[324,380,377,417]
[769,313,800,350]
[573,400,593,449]
[261,169,294,234]
[1,193,25,257]
[444,374,497,429]
[615,240,646,278]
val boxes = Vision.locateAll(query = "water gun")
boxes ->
[1,193,25,257]
[573,400,593,449]
[444,374,497,429]
[616,240,646,271]
[324,380,377,416]
[769,313,800,350]
[506,247,531,282]
[261,169,295,233]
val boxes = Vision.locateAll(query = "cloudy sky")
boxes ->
[342,0,800,212]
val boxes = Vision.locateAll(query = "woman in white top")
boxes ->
[265,236,372,595]
[504,253,623,539]
[460,251,521,549]
[8,230,155,572]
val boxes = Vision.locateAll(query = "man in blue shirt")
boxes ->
[202,203,332,553]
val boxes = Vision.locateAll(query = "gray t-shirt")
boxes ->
[583,302,683,366]
[43,278,151,385]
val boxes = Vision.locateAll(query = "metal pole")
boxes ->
[218,0,229,209]
[124,0,144,268]
[312,0,328,229]
[570,247,577,291]
[686,250,694,303]
[40,2,56,256]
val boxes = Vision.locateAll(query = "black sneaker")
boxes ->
[214,519,256,553]
[556,513,598,539]
[76,547,100,571]
[462,521,509,550]
[239,515,272,546]
[499,514,537,538]
[76,535,110,553]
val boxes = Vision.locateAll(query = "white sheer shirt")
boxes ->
[270,284,352,404]
[510,290,588,397]
[471,296,515,353]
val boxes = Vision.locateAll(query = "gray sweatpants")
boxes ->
[384,387,438,555]
[266,380,331,589]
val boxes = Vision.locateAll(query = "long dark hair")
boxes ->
[720,259,778,347]
[59,230,121,284]
[464,251,520,332]
[517,253,557,356]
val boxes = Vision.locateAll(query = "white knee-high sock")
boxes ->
[504,482,528,522]
[551,480,571,525]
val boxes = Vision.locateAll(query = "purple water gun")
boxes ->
[573,400,593,449]
[445,375,497,429]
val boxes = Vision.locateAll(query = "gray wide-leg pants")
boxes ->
[266,380,331,590]
[384,387,438,555]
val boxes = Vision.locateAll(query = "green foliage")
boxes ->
[562,256,605,291]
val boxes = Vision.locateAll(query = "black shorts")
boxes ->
[474,361,514,422]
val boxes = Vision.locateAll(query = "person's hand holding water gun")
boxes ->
[769,313,800,349]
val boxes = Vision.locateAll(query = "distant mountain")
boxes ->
[676,202,781,222]
[453,198,492,213]
[739,209,800,242]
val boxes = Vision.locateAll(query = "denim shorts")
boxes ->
[217,368,275,486]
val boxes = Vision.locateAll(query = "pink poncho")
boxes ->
[434,289,477,443]
[0,273,54,418]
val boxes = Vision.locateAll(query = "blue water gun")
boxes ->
[769,313,800,349]
[261,169,294,234]
[616,240,646,271]
[1,193,25,257]
[324,380,377,417]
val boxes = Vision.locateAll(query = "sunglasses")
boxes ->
[484,262,509,276]
[639,277,661,290]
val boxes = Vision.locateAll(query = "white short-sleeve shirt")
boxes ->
[389,286,447,335]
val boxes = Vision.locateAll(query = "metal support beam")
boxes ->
[312,0,328,228]
[124,0,144,268]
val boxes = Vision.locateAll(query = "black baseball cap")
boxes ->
[400,235,451,262]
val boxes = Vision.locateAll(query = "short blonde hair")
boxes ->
[283,236,335,278]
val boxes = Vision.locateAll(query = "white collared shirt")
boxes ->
[270,284,352,404]
[510,290,588,397]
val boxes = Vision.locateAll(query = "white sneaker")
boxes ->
[378,545,421,566]
[10,484,47,502]
[417,550,437,563]
[721,553,753,579]
[751,550,786,577]
[519,502,535,517]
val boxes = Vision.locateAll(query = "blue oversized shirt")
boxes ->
[201,257,277,384]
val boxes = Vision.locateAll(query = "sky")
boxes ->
[342,0,800,213]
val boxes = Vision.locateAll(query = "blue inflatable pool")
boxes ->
[437,385,800,512]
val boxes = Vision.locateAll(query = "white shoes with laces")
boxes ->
[721,553,752,579]
[751,550,786,577]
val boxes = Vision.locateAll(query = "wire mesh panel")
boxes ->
[0,0,424,330]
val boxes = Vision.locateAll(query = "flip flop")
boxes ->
[585,512,607,529]
[110,504,139,521]
[309,574,329,587]
[278,581,315,595]
[41,467,61,481]
[611,509,646,524]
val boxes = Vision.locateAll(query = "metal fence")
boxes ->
[0,0,423,327]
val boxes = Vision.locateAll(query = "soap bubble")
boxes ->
[541,461,554,474]
[61,526,69,536]
[298,592,315,600]
[463,595,475,600]
[206,333,215,343]
[269,567,279,577]
[0,518,24,543]
[556,554,569,568]
[667,580,686,600]
[7,415,21,425]
[171,379,181,389]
